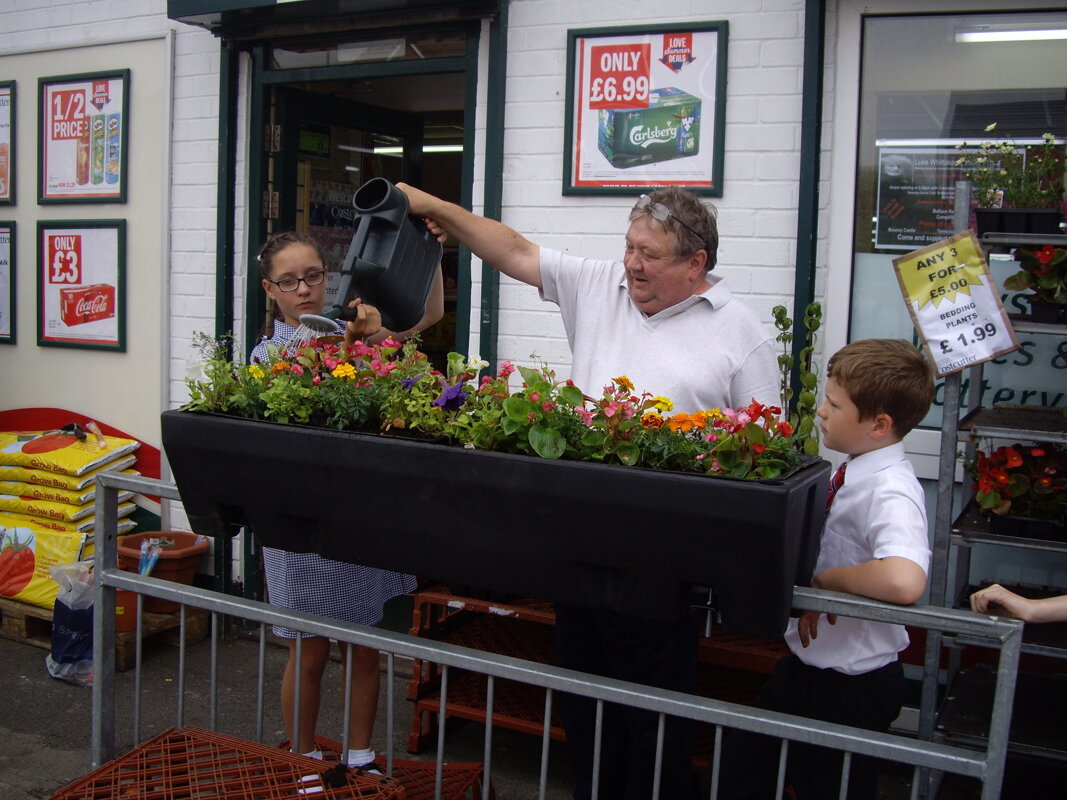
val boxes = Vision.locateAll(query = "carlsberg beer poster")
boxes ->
[893,231,1019,376]
[566,23,727,194]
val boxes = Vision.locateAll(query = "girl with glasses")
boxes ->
[250,230,441,780]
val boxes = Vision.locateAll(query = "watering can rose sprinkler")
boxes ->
[300,177,442,335]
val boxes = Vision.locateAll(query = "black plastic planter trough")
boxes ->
[161,410,830,636]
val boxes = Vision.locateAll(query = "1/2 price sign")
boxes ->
[39,70,129,203]
[893,230,1019,376]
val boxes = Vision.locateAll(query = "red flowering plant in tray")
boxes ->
[1004,245,1067,306]
[970,442,1067,520]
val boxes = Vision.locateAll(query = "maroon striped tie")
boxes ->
[825,462,847,514]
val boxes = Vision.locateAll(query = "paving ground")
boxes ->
[0,620,574,800]
[3,605,1063,800]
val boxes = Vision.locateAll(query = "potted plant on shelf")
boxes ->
[1002,244,1067,324]
[969,442,1067,540]
[955,124,1065,237]
[164,308,828,636]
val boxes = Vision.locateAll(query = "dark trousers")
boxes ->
[555,603,701,800]
[713,655,905,800]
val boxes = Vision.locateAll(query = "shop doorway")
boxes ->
[260,73,467,368]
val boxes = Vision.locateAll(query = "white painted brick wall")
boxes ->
[492,0,813,380]
[3,0,825,405]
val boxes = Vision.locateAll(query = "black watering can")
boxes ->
[300,177,442,334]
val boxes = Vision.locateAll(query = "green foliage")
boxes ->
[182,327,816,481]
[773,301,822,457]
[955,126,1065,210]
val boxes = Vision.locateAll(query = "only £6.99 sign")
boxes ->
[893,231,1019,376]
[587,44,651,110]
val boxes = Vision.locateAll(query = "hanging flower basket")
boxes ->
[161,410,829,636]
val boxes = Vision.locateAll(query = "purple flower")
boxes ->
[432,383,469,411]
[401,373,426,391]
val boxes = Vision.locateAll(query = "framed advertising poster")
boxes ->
[0,222,13,344]
[37,220,125,351]
[38,70,129,203]
[0,81,13,205]
[563,22,728,196]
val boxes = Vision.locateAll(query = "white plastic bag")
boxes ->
[45,560,94,687]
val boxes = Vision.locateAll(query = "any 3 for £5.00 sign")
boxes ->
[893,231,1018,376]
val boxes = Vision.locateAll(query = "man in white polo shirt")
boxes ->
[399,182,780,800]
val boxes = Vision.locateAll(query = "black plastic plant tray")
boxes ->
[161,410,829,635]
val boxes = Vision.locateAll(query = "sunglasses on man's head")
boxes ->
[635,195,705,250]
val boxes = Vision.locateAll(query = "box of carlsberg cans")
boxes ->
[598,87,701,169]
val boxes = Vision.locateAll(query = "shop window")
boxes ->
[851,11,1067,427]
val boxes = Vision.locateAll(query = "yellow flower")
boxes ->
[650,396,673,412]
[613,375,634,392]
[331,362,356,380]
[248,365,265,379]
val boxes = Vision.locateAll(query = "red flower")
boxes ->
[1035,245,1056,264]
[1003,448,1024,468]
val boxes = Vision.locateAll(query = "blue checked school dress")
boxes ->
[252,320,416,637]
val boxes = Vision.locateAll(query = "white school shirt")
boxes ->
[784,441,931,675]
[538,248,779,413]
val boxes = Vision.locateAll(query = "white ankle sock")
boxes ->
[299,749,324,760]
[346,748,375,767]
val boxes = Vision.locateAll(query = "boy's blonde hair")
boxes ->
[827,339,934,438]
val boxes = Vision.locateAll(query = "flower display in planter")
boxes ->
[184,306,821,482]
[955,124,1065,211]
[1003,244,1067,310]
[970,442,1067,521]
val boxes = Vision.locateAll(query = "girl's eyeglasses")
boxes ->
[635,195,706,250]
[266,270,327,292]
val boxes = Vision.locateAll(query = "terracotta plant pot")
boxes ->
[161,410,830,637]
[117,531,209,613]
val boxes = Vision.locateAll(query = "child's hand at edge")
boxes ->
[796,609,837,648]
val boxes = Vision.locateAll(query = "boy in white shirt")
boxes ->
[716,338,934,799]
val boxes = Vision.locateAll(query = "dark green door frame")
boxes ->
[239,34,485,358]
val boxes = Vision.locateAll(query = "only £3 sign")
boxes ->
[893,230,1019,376]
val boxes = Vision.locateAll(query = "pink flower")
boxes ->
[530,392,540,402]
[498,361,515,378]
[574,406,593,425]
[290,364,304,376]
[603,401,620,418]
